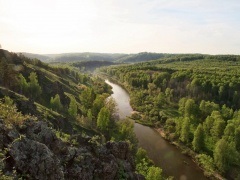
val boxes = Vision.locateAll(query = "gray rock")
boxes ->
[9,137,64,180]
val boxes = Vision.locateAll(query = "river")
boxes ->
[105,80,207,180]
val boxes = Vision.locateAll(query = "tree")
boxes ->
[50,94,63,112]
[180,117,191,143]
[214,138,238,173]
[4,96,14,106]
[80,87,96,109]
[210,119,225,141]
[116,119,138,151]
[178,98,187,115]
[28,72,42,99]
[0,58,19,88]
[235,127,240,151]
[146,167,163,180]
[87,109,93,127]
[97,107,110,132]
[221,104,233,120]
[92,95,106,118]
[18,74,28,95]
[68,97,77,118]
[184,98,198,119]
[192,124,205,152]
[199,100,219,119]
[165,88,173,102]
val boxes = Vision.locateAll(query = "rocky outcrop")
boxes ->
[1,119,143,179]
[10,138,64,180]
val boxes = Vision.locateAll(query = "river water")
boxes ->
[105,80,207,180]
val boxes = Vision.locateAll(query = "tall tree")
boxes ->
[28,72,42,100]
[180,117,191,143]
[18,74,28,95]
[80,87,96,109]
[50,94,63,112]
[68,97,78,118]
[192,124,205,152]
[214,138,238,173]
[97,107,110,132]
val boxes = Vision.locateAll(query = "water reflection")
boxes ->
[105,80,207,180]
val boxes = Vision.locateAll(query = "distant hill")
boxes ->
[49,52,127,62]
[117,52,175,63]
[18,52,51,62]
[20,52,177,63]
[71,60,116,72]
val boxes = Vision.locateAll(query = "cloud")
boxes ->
[0,0,240,54]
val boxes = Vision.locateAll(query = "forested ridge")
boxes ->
[100,54,240,179]
[0,49,166,179]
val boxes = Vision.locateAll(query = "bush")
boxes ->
[0,99,31,126]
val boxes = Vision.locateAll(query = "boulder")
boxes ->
[9,137,64,180]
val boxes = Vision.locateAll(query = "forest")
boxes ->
[0,49,164,179]
[100,54,240,179]
[2,48,240,179]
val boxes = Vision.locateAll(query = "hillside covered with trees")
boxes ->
[21,51,179,64]
[0,49,166,179]
[100,54,240,179]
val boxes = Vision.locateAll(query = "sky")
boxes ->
[0,0,240,54]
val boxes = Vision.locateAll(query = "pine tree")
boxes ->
[18,74,28,95]
[50,94,63,112]
[68,97,77,118]
[28,72,42,99]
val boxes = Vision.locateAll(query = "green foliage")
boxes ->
[196,154,215,176]
[80,87,96,109]
[101,54,240,176]
[114,119,138,151]
[180,117,191,143]
[91,95,106,118]
[50,94,63,112]
[146,166,163,180]
[97,107,110,131]
[68,97,78,118]
[0,57,19,88]
[135,148,163,179]
[214,138,238,173]
[192,124,205,152]
[18,73,29,95]
[235,127,240,151]
[4,96,14,106]
[28,72,42,99]
[0,99,31,126]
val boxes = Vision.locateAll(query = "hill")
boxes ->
[0,49,145,179]
[117,52,173,63]
[18,52,51,62]
[100,54,240,179]
[20,51,179,63]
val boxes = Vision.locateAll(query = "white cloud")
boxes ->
[0,0,239,54]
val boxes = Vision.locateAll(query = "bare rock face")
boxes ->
[2,119,143,180]
[9,137,64,180]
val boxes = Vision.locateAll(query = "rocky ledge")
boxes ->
[0,119,144,179]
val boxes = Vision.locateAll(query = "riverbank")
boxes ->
[102,75,224,180]
[154,128,224,180]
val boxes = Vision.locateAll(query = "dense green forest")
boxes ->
[100,54,240,179]
[0,49,166,179]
